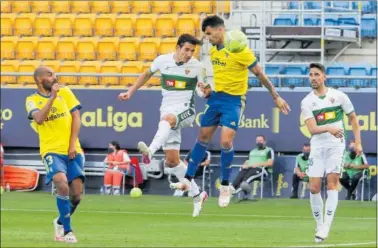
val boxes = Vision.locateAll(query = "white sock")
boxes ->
[171,161,200,196]
[149,120,172,155]
[310,192,324,229]
[324,190,338,228]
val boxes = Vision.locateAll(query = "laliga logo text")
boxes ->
[0,108,13,129]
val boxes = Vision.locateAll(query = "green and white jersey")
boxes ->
[301,88,354,148]
[150,53,206,111]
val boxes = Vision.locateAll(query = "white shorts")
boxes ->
[307,146,345,177]
[160,107,196,151]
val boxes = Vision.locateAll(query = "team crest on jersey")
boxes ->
[51,107,57,113]
[38,101,43,105]
[329,97,335,104]
[185,68,191,75]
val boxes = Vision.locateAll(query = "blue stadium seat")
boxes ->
[371,67,377,87]
[361,16,377,37]
[353,1,377,13]
[348,65,370,88]
[338,15,359,25]
[288,2,299,9]
[265,65,282,87]
[308,1,330,9]
[326,64,348,87]
[282,65,306,87]
[273,15,298,26]
[248,76,260,87]
[331,1,351,9]
[304,15,320,26]
[325,16,340,26]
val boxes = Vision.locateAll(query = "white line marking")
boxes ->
[287,241,376,247]
[1,208,376,220]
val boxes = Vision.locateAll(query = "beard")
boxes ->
[41,78,57,91]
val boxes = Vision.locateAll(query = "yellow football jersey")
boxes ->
[25,86,82,157]
[210,45,257,96]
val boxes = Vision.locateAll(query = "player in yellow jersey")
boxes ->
[171,15,291,208]
[25,67,84,243]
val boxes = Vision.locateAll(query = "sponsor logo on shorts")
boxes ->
[230,121,236,126]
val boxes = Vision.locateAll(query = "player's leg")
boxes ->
[339,172,351,199]
[103,169,113,195]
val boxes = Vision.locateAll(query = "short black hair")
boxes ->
[201,15,225,32]
[256,134,266,141]
[177,34,201,48]
[303,143,310,147]
[110,141,120,150]
[309,63,326,73]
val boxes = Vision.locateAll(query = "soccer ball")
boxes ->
[130,187,142,198]
[224,30,248,53]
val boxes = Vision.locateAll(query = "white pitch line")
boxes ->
[287,241,377,247]
[1,208,376,220]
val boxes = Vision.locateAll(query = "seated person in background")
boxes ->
[339,140,369,200]
[103,141,131,195]
[290,143,311,199]
[184,149,211,178]
[231,135,274,195]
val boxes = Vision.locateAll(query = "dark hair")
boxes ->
[309,63,326,73]
[256,134,266,141]
[177,34,201,48]
[110,141,120,150]
[303,143,310,147]
[201,15,225,32]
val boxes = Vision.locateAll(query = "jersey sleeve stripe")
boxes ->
[248,60,258,70]
[28,109,39,120]
[70,105,82,113]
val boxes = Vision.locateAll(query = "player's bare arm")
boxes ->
[249,64,291,115]
[304,117,343,138]
[347,111,363,155]
[68,109,81,159]
[118,69,155,101]
[31,83,61,125]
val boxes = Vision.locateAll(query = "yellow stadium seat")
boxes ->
[1,60,19,84]
[135,14,156,37]
[18,60,41,84]
[72,1,91,13]
[114,14,136,37]
[143,62,160,86]
[16,37,38,60]
[59,61,80,85]
[36,37,58,60]
[120,61,143,86]
[12,1,31,13]
[159,37,178,55]
[1,37,18,59]
[100,61,122,85]
[92,1,111,13]
[94,14,115,37]
[97,37,119,61]
[132,1,151,13]
[32,1,51,13]
[41,60,61,72]
[56,37,77,60]
[216,0,230,14]
[79,61,100,85]
[74,14,95,37]
[34,14,55,37]
[193,1,213,13]
[118,38,140,61]
[193,44,200,59]
[1,13,15,36]
[151,1,172,13]
[76,37,98,61]
[51,1,71,13]
[112,1,132,13]
[14,13,35,36]
[1,1,12,13]
[177,14,199,36]
[172,1,192,13]
[54,14,74,37]
[156,14,177,37]
[139,38,161,61]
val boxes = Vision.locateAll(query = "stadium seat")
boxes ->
[151,1,172,13]
[193,1,213,13]
[91,1,111,13]
[371,67,377,87]
[326,64,348,87]
[338,15,358,25]
[156,14,178,37]
[0,60,19,84]
[74,14,95,37]
[273,15,298,26]
[265,65,283,87]
[100,61,122,85]
[120,61,143,85]
[1,37,17,59]
[14,14,35,36]
[97,37,119,61]
[71,1,91,13]
[58,61,80,85]
[56,37,77,60]
[172,1,193,13]
[361,16,377,37]
[32,1,51,13]
[34,14,55,37]
[79,61,100,85]
[325,16,340,26]
[282,65,306,87]
[139,38,161,61]
[1,1,12,13]
[143,62,160,86]
[51,1,71,13]
[41,60,61,72]
[215,1,230,14]
[114,14,136,37]
[94,14,115,37]
[12,1,31,13]
[16,37,38,60]
[112,1,132,13]
[135,14,157,37]
[1,13,15,36]
[18,60,41,84]
[331,1,351,9]
[36,37,58,60]
[348,65,370,88]
[177,14,199,36]
[54,14,74,37]
[288,1,299,9]
[159,37,178,55]
[118,38,140,61]
[304,15,320,26]
[76,37,99,61]
[132,1,152,13]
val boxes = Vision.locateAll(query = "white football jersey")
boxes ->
[301,88,355,148]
